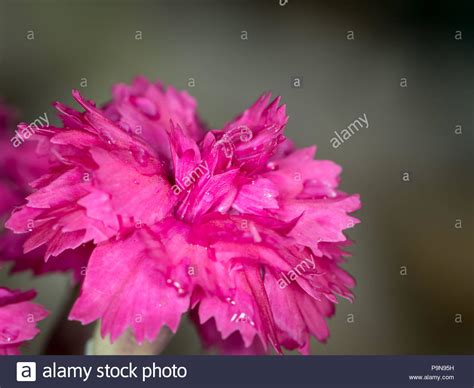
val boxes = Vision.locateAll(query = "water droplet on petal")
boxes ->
[267,162,277,170]
[1,328,19,343]
[203,191,213,202]
[217,205,227,213]
[100,130,115,145]
[166,279,187,297]
[131,146,150,167]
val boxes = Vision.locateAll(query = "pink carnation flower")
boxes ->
[0,287,48,355]
[0,101,90,281]
[6,78,360,354]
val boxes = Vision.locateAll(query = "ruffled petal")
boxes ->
[0,288,48,355]
[264,146,342,199]
[212,93,288,173]
[104,76,205,158]
[70,231,187,343]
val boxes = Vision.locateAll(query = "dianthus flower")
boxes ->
[0,101,89,281]
[6,77,360,354]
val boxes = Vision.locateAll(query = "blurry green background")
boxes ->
[0,0,472,355]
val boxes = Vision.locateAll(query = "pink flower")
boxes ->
[6,78,361,354]
[0,287,48,355]
[0,101,90,281]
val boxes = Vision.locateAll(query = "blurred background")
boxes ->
[0,0,472,355]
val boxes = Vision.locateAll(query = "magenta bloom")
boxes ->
[0,101,90,281]
[0,288,48,355]
[6,77,360,354]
